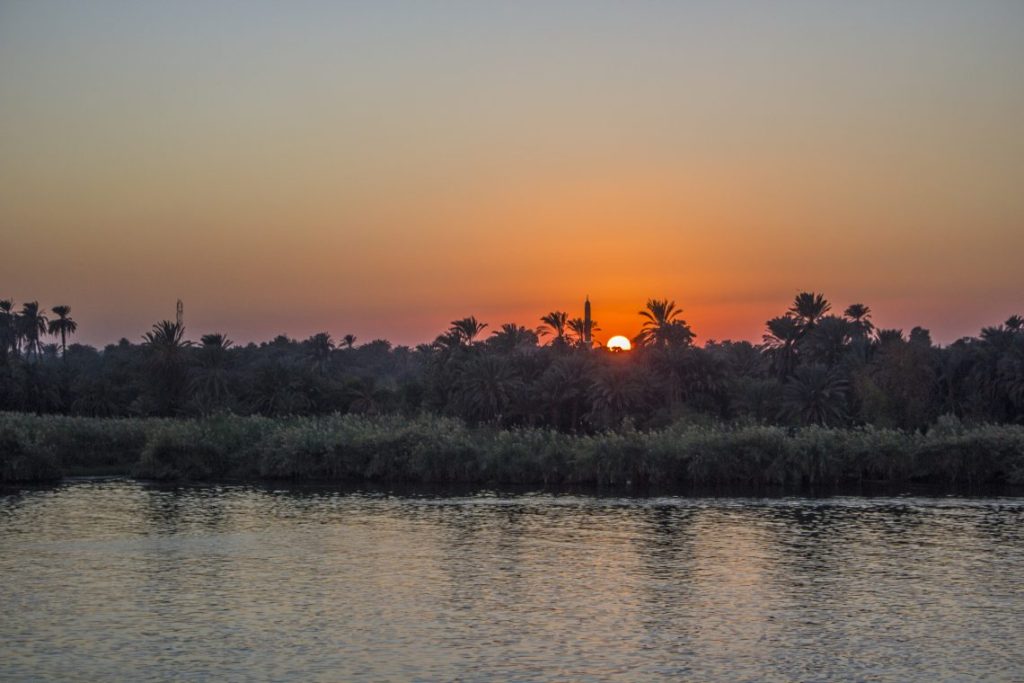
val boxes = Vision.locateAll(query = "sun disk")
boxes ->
[607,335,632,351]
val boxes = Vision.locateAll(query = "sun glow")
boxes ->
[606,335,632,352]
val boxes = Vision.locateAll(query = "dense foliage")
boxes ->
[3,412,1024,486]
[1,294,1021,431]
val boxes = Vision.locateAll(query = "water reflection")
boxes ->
[1,481,1023,681]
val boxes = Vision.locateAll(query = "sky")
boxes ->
[2,1,1022,347]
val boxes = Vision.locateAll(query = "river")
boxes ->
[2,480,1023,681]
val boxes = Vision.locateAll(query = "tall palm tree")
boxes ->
[537,311,568,344]
[143,320,191,357]
[843,303,874,338]
[450,316,488,345]
[142,320,192,415]
[1006,315,1023,333]
[191,333,234,413]
[488,323,539,353]
[763,316,802,378]
[306,332,335,375]
[342,334,358,349]
[17,301,49,360]
[634,299,694,348]
[47,305,77,356]
[804,315,853,368]
[0,299,16,360]
[875,328,905,347]
[788,292,831,334]
[567,317,600,347]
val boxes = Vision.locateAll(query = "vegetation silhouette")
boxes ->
[0,291,1021,431]
[0,291,1023,483]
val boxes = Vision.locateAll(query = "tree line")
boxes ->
[0,294,1021,431]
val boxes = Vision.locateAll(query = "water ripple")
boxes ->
[2,481,1023,681]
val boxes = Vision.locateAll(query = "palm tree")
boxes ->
[781,364,848,426]
[346,376,383,414]
[1006,315,1023,333]
[488,323,539,353]
[788,292,831,334]
[47,305,77,356]
[142,320,192,415]
[537,311,569,344]
[17,301,49,359]
[456,354,522,424]
[306,332,335,375]
[200,333,232,350]
[875,328,905,347]
[804,316,853,368]
[634,299,694,348]
[191,333,234,413]
[449,316,488,345]
[567,317,600,347]
[342,334,357,349]
[762,316,802,378]
[588,364,645,428]
[143,320,189,352]
[0,299,16,360]
[248,361,312,416]
[843,303,874,338]
[533,355,592,431]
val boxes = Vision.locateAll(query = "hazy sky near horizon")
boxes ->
[2,1,1022,347]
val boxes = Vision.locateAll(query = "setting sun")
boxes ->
[607,335,632,352]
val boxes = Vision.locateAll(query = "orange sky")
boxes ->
[2,2,1022,347]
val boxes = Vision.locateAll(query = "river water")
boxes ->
[2,480,1023,682]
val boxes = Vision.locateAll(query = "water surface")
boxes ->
[2,480,1023,681]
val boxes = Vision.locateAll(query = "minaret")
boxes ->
[584,295,592,347]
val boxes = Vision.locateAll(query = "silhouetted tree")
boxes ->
[634,299,694,348]
[0,300,16,362]
[17,301,48,360]
[537,311,569,345]
[788,292,831,334]
[567,317,600,347]
[1,294,1021,431]
[763,316,802,378]
[449,316,488,345]
[782,364,848,426]
[844,303,874,339]
[456,354,522,424]
[141,320,192,415]
[306,332,334,376]
[47,305,77,357]
[488,323,538,354]
[190,334,235,414]
[804,315,853,368]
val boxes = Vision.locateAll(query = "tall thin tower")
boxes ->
[583,295,592,347]
[176,299,183,327]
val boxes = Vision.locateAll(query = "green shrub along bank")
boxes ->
[2,412,1024,487]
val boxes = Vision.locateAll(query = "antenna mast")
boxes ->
[176,299,184,327]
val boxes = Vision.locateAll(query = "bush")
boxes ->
[2,411,1023,487]
[0,426,61,482]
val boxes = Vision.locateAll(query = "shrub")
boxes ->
[0,426,61,482]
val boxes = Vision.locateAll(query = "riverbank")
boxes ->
[2,412,1023,487]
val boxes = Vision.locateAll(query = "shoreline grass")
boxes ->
[2,412,1024,487]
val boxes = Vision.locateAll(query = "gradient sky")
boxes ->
[2,1,1022,347]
